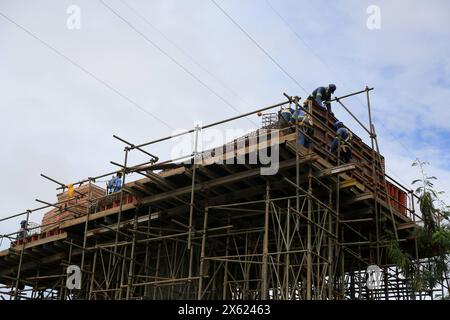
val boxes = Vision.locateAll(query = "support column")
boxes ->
[307,169,312,300]
[188,124,200,281]
[262,183,270,299]
[14,210,30,300]
[197,207,209,300]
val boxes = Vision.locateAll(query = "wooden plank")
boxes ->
[397,222,416,230]
[60,202,137,229]
[316,164,356,178]
[340,179,358,189]
[197,131,296,166]
[141,155,317,206]
[286,140,365,192]
[10,232,67,251]
[126,166,186,188]
[126,131,296,191]
[348,192,373,203]
[0,249,82,277]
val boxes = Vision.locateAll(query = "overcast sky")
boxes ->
[1,0,449,248]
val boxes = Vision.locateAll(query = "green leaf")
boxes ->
[412,179,421,185]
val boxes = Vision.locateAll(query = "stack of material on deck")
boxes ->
[40,184,106,232]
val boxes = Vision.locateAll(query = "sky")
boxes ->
[0,0,450,249]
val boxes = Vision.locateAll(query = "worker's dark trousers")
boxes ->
[331,139,352,163]
[298,126,313,148]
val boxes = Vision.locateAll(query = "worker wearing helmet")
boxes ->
[17,220,28,240]
[307,84,336,113]
[279,107,310,126]
[278,105,313,147]
[279,107,294,126]
[331,121,352,163]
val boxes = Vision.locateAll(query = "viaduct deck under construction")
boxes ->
[0,88,447,300]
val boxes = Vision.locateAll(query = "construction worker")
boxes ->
[331,121,352,163]
[279,106,313,147]
[307,84,336,113]
[279,106,295,127]
[17,220,28,240]
[114,172,123,193]
[107,172,123,194]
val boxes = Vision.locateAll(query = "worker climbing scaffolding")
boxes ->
[331,121,353,163]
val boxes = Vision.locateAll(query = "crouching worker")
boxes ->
[307,84,336,113]
[331,121,353,163]
[279,106,313,147]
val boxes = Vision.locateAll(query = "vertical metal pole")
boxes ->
[285,199,290,299]
[144,207,151,298]
[14,210,30,300]
[366,88,398,240]
[109,148,129,284]
[153,231,162,300]
[327,189,334,299]
[126,210,138,299]
[372,124,398,240]
[307,169,312,300]
[384,267,389,301]
[366,86,381,265]
[222,215,230,300]
[81,178,93,298]
[197,207,209,300]
[32,270,39,299]
[115,147,129,248]
[335,140,344,299]
[294,99,301,224]
[89,245,98,300]
[262,183,270,299]
[340,226,345,299]
[188,124,200,280]
[63,239,73,300]
[118,246,128,299]
[316,202,320,299]
[244,231,249,298]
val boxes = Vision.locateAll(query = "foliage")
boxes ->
[386,159,450,297]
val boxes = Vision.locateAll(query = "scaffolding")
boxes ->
[0,87,448,300]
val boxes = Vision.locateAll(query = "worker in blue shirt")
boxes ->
[114,172,122,192]
[331,121,352,163]
[107,172,123,194]
[307,84,336,113]
[279,106,313,147]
